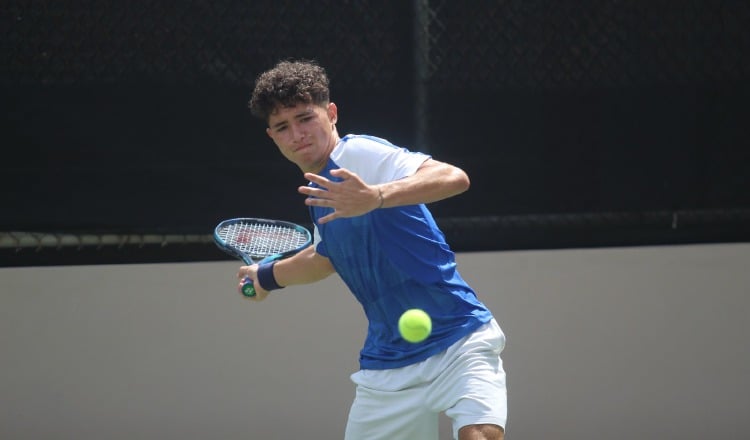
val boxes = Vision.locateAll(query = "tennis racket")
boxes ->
[214,218,312,297]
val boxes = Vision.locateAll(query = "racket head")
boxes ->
[213,217,312,266]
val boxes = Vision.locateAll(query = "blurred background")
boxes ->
[2,0,749,264]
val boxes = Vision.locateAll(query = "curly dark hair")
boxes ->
[248,59,330,122]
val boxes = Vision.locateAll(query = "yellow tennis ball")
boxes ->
[398,309,432,343]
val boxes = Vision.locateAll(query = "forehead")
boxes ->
[268,103,318,122]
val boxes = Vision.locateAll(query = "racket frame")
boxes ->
[213,218,312,297]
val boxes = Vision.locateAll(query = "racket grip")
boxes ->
[241,277,256,297]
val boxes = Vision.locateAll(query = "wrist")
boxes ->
[257,261,285,291]
[376,186,385,209]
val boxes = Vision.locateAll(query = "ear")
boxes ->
[327,102,338,124]
[265,126,273,138]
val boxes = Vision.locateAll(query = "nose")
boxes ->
[290,123,305,141]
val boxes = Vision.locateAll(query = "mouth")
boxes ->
[294,143,312,152]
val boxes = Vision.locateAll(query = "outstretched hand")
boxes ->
[299,168,381,224]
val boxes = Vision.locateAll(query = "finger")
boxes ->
[317,211,338,224]
[304,197,334,207]
[237,265,257,280]
[329,168,352,179]
[303,172,332,187]
[298,186,331,198]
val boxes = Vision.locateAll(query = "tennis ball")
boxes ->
[398,309,432,343]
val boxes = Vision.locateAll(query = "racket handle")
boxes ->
[241,277,257,297]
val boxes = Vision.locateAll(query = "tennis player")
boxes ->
[238,59,507,440]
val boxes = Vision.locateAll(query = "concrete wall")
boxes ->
[2,243,749,439]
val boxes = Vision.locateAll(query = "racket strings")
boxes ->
[218,222,308,258]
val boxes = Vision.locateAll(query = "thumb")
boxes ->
[330,168,352,179]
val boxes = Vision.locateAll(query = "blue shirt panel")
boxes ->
[310,135,493,370]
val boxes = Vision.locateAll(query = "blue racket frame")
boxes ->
[213,218,312,297]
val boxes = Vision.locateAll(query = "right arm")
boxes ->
[237,245,336,301]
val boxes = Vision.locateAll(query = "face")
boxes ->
[266,102,338,173]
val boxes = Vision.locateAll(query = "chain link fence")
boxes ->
[2,1,749,263]
[6,1,747,87]
[2,0,408,88]
[419,0,750,90]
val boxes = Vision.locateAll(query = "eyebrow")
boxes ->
[270,108,315,130]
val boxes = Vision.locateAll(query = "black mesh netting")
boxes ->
[2,0,408,88]
[5,1,748,88]
[2,1,748,265]
[421,0,750,90]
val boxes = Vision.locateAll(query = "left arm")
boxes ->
[375,158,470,208]
[299,158,470,224]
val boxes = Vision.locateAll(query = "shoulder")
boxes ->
[332,134,430,184]
[333,134,400,158]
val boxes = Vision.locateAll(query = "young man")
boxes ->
[240,59,507,440]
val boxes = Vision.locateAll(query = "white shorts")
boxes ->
[344,319,507,440]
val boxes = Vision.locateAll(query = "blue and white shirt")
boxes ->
[310,134,493,370]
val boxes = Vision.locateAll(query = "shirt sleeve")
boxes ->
[313,223,328,257]
[331,135,431,185]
